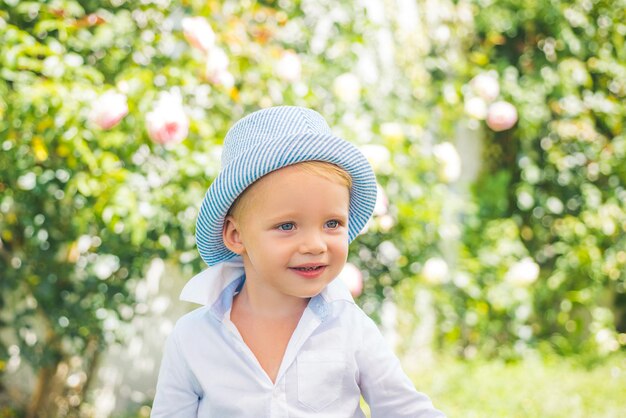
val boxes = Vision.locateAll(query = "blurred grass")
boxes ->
[410,353,626,418]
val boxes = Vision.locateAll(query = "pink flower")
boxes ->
[182,17,215,53]
[146,93,189,146]
[89,91,128,129]
[486,101,518,132]
[211,70,235,89]
[205,47,233,87]
[337,263,363,298]
[470,73,500,102]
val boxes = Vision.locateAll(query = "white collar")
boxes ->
[180,256,354,308]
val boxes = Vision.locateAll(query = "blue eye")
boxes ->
[326,220,339,229]
[278,223,295,231]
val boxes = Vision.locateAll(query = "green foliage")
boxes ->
[447,0,626,357]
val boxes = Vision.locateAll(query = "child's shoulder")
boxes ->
[171,305,214,336]
[329,297,379,332]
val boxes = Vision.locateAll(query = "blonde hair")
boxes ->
[228,161,352,220]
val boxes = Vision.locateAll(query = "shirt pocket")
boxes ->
[296,349,346,411]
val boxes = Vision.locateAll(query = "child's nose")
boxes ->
[298,230,327,255]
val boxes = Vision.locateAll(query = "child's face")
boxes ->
[224,164,350,301]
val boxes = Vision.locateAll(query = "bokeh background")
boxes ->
[1,0,625,417]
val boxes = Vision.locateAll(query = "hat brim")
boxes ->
[195,131,377,266]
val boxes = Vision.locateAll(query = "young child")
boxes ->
[151,106,446,417]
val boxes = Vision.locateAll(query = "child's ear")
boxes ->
[223,215,245,254]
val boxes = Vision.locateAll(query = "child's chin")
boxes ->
[297,286,327,299]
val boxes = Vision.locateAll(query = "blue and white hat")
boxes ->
[195,106,377,266]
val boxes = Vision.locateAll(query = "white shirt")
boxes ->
[151,257,446,417]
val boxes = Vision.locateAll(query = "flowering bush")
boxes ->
[449,0,626,359]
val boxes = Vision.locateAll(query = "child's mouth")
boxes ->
[293,266,324,271]
[289,265,327,278]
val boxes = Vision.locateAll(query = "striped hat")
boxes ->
[196,106,377,266]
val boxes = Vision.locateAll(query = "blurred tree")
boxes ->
[0,1,206,415]
[451,0,626,359]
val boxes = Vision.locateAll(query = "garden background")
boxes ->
[1,0,625,417]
